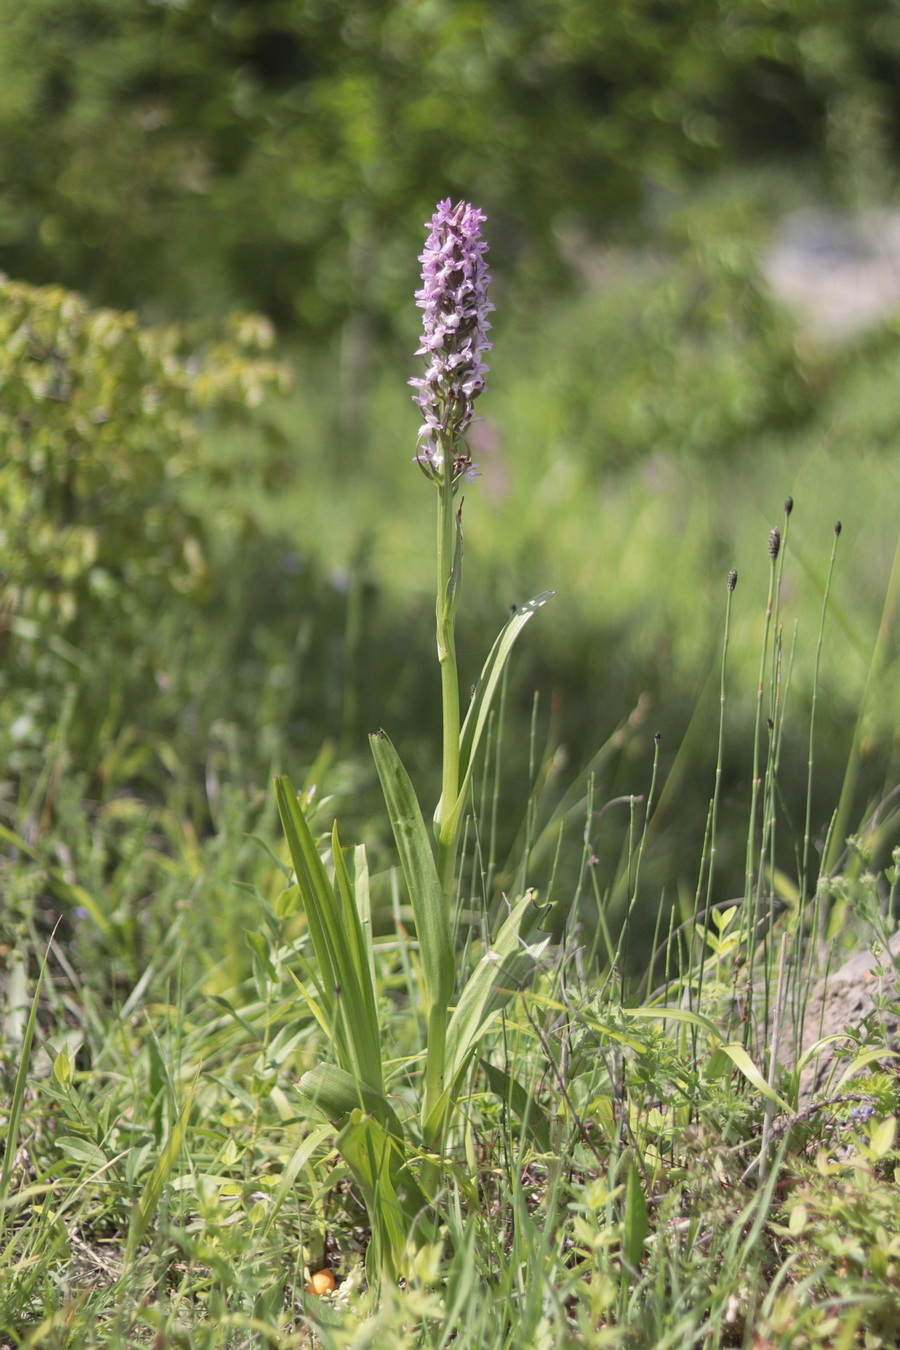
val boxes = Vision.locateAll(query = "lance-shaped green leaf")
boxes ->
[274,776,383,1096]
[623,1157,648,1273]
[260,1123,334,1240]
[438,591,554,846]
[0,937,55,1235]
[352,843,377,998]
[419,891,549,1142]
[337,1109,433,1284]
[126,1077,197,1261]
[369,732,455,1123]
[720,1043,791,1112]
[479,1058,552,1153]
[331,825,382,1052]
[297,1062,405,1141]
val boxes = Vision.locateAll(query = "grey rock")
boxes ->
[777,931,900,1107]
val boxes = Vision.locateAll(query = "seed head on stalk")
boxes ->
[410,199,494,486]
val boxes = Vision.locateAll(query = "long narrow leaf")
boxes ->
[479,1059,552,1152]
[628,1005,725,1043]
[353,844,377,997]
[275,776,384,1094]
[0,935,56,1235]
[623,1158,648,1272]
[260,1123,333,1239]
[434,892,549,1141]
[835,1046,899,1090]
[369,732,455,1126]
[440,591,554,844]
[368,733,454,1016]
[337,1111,432,1282]
[297,1062,404,1141]
[331,823,381,1053]
[275,777,340,1013]
[126,1077,197,1261]
[720,1043,791,1112]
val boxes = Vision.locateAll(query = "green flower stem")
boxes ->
[435,438,462,903]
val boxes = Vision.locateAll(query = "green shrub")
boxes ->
[0,276,289,783]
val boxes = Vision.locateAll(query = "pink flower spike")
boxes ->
[410,200,494,485]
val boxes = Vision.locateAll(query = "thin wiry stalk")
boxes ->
[744,547,777,903]
[758,932,789,1179]
[436,452,463,902]
[522,690,541,883]
[618,734,661,997]
[802,521,842,900]
[572,771,597,920]
[757,623,783,998]
[692,800,715,1019]
[488,670,510,898]
[707,572,737,913]
[756,502,792,1013]
[740,520,782,1046]
[644,885,669,1011]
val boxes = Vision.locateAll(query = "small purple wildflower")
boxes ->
[409,199,494,485]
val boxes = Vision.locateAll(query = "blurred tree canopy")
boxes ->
[0,0,897,334]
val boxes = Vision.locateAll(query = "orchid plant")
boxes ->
[275,201,552,1284]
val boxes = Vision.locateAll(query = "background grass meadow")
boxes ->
[195,207,900,947]
[2,2,900,1342]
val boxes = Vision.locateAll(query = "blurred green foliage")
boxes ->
[190,203,898,931]
[0,0,897,333]
[1,199,895,957]
[0,275,289,783]
[514,197,817,471]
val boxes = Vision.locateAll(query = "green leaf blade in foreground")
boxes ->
[126,1078,197,1263]
[369,732,455,1020]
[0,938,55,1237]
[331,823,381,1049]
[298,1063,433,1279]
[337,1110,433,1284]
[444,891,550,1097]
[720,1043,791,1113]
[623,1157,649,1273]
[296,1062,404,1141]
[370,731,456,1138]
[479,1058,552,1153]
[274,775,384,1095]
[442,590,554,844]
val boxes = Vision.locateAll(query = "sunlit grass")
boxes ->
[197,236,900,924]
[3,187,900,1346]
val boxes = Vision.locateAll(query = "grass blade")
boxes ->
[721,1043,791,1112]
[623,1157,648,1273]
[441,591,554,844]
[125,1076,197,1262]
[443,891,549,1099]
[0,935,56,1239]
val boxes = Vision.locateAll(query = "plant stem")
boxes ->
[744,556,777,925]
[436,438,462,901]
[802,526,840,899]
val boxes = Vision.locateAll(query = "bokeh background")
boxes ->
[2,0,898,965]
